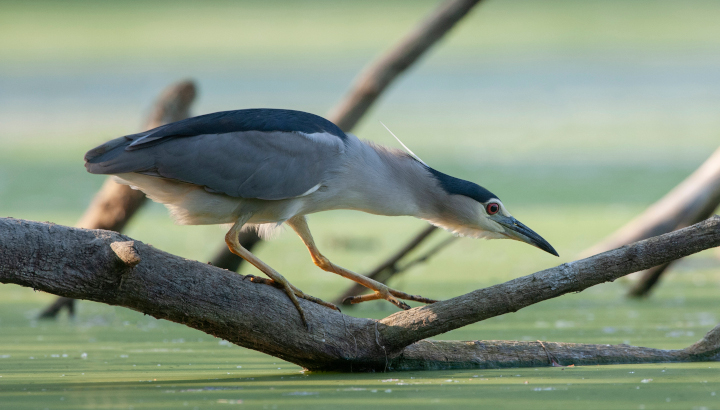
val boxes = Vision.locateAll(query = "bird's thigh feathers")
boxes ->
[242,223,286,240]
[114,173,242,225]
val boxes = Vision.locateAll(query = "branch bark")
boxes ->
[7,216,719,372]
[581,147,720,297]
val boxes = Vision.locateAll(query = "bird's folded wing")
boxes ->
[85,109,348,201]
[86,129,345,201]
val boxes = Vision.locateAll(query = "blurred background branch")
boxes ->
[581,146,720,298]
[39,80,198,319]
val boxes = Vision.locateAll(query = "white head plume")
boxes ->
[380,122,428,166]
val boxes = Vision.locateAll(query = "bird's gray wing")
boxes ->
[86,130,344,200]
[85,109,347,200]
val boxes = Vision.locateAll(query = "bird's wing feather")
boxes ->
[85,109,347,200]
[126,108,347,149]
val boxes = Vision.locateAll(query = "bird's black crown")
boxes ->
[426,167,498,203]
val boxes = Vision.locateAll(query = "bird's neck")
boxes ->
[344,140,444,218]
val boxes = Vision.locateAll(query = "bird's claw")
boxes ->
[243,274,275,286]
[394,300,411,310]
[342,291,414,310]
[381,291,410,310]
[244,274,339,328]
[343,285,438,309]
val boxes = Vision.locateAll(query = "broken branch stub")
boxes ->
[110,241,142,267]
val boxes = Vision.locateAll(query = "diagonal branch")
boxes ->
[377,215,720,349]
[2,216,719,371]
[582,147,720,257]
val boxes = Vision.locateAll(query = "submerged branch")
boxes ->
[393,324,720,370]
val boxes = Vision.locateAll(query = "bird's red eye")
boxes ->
[486,202,499,215]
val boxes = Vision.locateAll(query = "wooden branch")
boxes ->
[327,0,482,131]
[37,296,75,319]
[378,215,720,349]
[39,80,198,319]
[584,147,720,256]
[581,147,720,297]
[394,323,720,370]
[7,216,719,371]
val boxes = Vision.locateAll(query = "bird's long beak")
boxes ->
[495,216,559,257]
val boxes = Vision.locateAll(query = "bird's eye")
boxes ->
[486,202,500,215]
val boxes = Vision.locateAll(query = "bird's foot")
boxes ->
[342,284,438,310]
[244,274,340,330]
[290,285,341,312]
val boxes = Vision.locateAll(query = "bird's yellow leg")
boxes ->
[225,219,339,329]
[286,216,438,310]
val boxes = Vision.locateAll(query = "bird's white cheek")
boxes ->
[441,219,507,240]
[476,217,505,234]
[460,227,507,240]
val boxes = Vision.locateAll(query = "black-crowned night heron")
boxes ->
[85,109,557,327]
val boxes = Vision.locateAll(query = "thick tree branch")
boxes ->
[4,216,719,371]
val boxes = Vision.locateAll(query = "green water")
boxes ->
[1,259,719,409]
[1,208,719,408]
[2,0,720,408]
